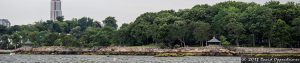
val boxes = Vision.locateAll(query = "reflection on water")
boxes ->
[0,55,241,63]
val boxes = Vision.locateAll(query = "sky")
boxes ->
[0,0,299,26]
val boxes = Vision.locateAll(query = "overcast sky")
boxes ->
[0,0,299,26]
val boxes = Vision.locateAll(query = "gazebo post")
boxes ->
[206,41,207,46]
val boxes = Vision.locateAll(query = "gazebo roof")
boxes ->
[207,37,220,42]
[24,39,33,45]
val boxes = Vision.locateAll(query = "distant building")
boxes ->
[23,39,33,47]
[50,0,63,21]
[207,37,221,46]
[0,19,11,27]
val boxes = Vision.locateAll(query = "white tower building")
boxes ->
[50,0,63,21]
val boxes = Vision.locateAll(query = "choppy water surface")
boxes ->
[0,55,241,63]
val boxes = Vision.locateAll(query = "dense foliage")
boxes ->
[1,1,300,49]
[0,17,116,49]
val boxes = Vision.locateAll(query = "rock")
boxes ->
[14,46,238,56]
[14,46,33,52]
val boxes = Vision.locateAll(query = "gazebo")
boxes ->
[23,39,33,47]
[206,37,221,46]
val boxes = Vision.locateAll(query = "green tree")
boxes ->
[79,27,100,47]
[271,19,292,47]
[55,34,78,47]
[7,25,21,34]
[241,5,274,47]
[78,17,94,31]
[103,16,118,29]
[192,21,211,46]
[0,34,10,49]
[265,1,300,25]
[116,23,132,46]
[291,17,300,47]
[0,25,8,35]
[212,6,241,36]
[95,27,115,46]
[10,32,22,49]
[225,21,245,47]
[167,20,189,47]
[70,26,82,38]
[41,32,59,46]
[220,35,230,46]
[56,16,64,22]
[178,4,211,22]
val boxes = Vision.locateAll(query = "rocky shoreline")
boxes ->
[7,45,300,57]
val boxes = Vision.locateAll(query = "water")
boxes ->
[0,55,241,63]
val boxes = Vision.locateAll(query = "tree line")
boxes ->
[1,1,300,49]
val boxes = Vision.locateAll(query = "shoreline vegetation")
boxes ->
[1,1,300,58]
[1,45,297,57]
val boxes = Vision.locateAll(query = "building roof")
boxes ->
[207,37,220,42]
[0,19,11,27]
[24,39,33,45]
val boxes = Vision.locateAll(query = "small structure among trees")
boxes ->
[207,37,221,46]
[23,40,33,47]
